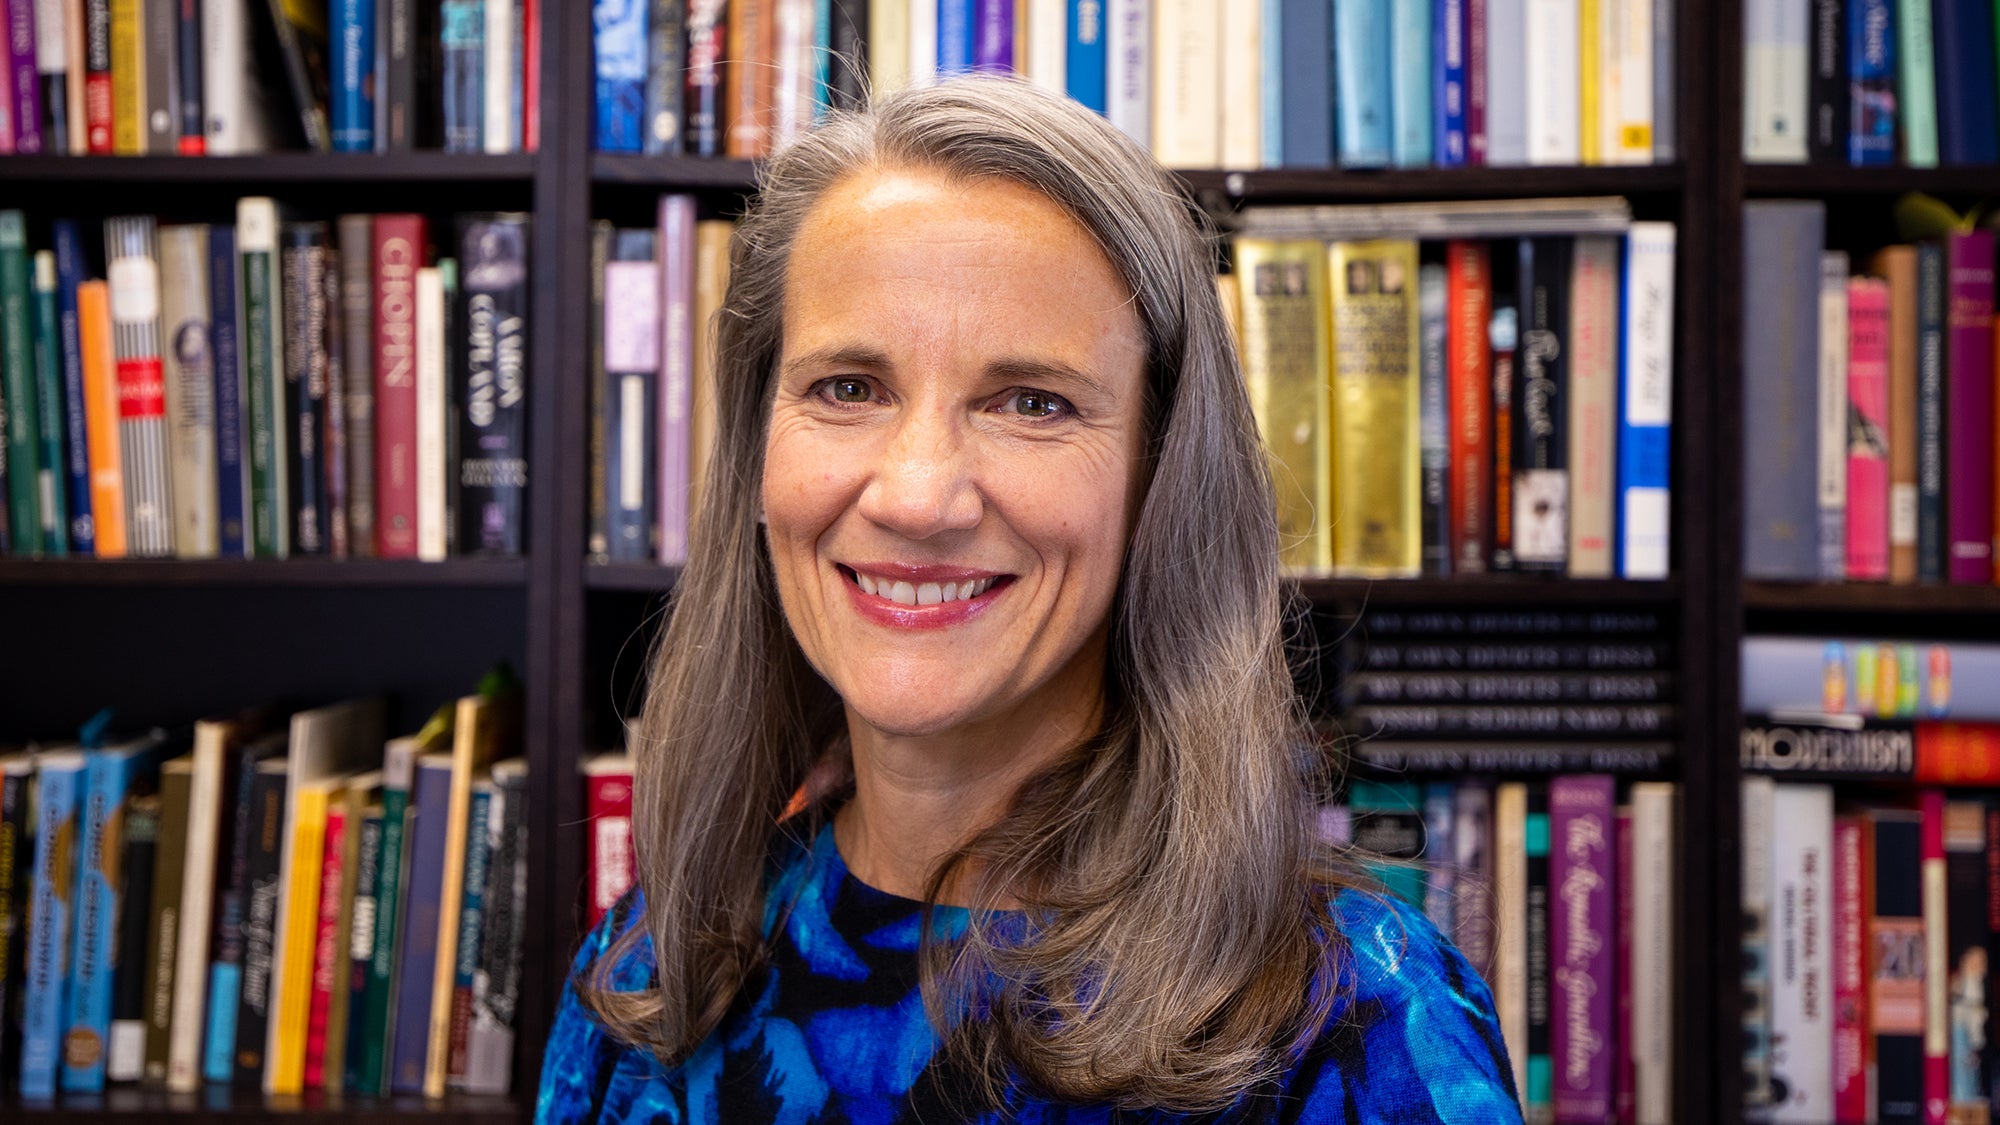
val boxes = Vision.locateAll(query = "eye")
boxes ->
[814,376,877,405]
[996,388,1072,419]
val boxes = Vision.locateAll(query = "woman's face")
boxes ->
[763,165,1149,741]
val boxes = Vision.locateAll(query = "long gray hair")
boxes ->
[581,76,1359,1111]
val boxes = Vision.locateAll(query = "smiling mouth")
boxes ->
[836,566,1013,607]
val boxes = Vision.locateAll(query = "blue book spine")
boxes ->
[448,789,494,1025]
[208,224,246,560]
[1847,0,1896,165]
[1389,0,1433,165]
[1932,0,1999,165]
[51,222,92,557]
[1617,223,1676,579]
[813,0,833,119]
[1742,201,1826,581]
[1334,0,1392,166]
[939,0,976,75]
[388,759,453,1094]
[1065,0,1107,112]
[593,0,644,151]
[331,0,377,151]
[1434,0,1466,165]
[1279,0,1334,166]
[20,755,85,1100]
[1260,0,1284,165]
[442,0,488,153]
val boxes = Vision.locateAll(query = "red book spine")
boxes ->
[586,766,635,928]
[523,0,540,152]
[1447,241,1492,574]
[1944,231,1994,584]
[305,804,348,1091]
[1615,806,1634,1124]
[1847,278,1891,580]
[1834,815,1869,1123]
[372,214,426,559]
[1915,721,2000,786]
[1922,791,1949,1125]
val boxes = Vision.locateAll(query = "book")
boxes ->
[442,781,492,1086]
[688,218,731,514]
[0,753,31,1083]
[597,0,645,148]
[1347,780,1426,908]
[1357,608,1666,635]
[140,0,176,152]
[1524,0,1578,163]
[1348,740,1674,773]
[1917,242,1945,583]
[1816,250,1848,580]
[423,693,511,1097]
[1870,244,1916,578]
[108,0,142,152]
[1742,0,1806,160]
[1446,241,1491,574]
[1513,236,1570,573]
[583,751,633,928]
[1565,235,1618,578]
[1149,0,1218,167]
[301,785,351,1088]
[1417,260,1449,575]
[455,213,529,556]
[1232,237,1332,574]
[340,800,383,1091]
[207,222,246,559]
[238,198,288,558]
[1340,669,1673,706]
[1769,782,1833,1122]
[1354,638,1671,671]
[1872,807,1925,1124]
[1617,221,1675,579]
[159,224,218,559]
[1434,0,1466,166]
[374,0,414,148]
[1491,244,1518,568]
[640,0,682,151]
[388,752,451,1093]
[0,210,40,554]
[322,245,350,557]
[21,250,58,552]
[101,787,154,1082]
[1742,775,1775,1114]
[1549,775,1615,1121]
[460,756,525,1094]
[336,215,374,558]
[1942,797,1989,1122]
[1845,276,1889,580]
[1329,239,1420,577]
[320,773,374,1088]
[1893,0,1938,167]
[21,750,85,1099]
[371,213,424,559]
[1806,0,1846,163]
[1832,813,1868,1124]
[1742,636,2000,721]
[438,0,482,150]
[1742,201,1825,580]
[202,731,281,1083]
[281,222,331,556]
[723,0,771,158]
[265,0,332,149]
[330,0,373,149]
[1342,703,1675,737]
[1389,0,1431,167]
[1105,0,1149,145]
[1524,781,1552,1118]
[1495,780,1529,1099]
[682,0,725,155]
[656,194,695,565]
[1944,231,1994,584]
[166,717,246,1090]
[1451,780,1495,980]
[1931,0,1998,166]
[1333,0,1389,166]
[415,264,448,561]
[1627,781,1675,1123]
[103,215,174,557]
[586,222,611,560]
[140,756,192,1084]
[232,755,289,1085]
[51,221,95,556]
[351,730,434,1094]
[481,0,513,152]
[1847,0,1894,165]
[603,227,657,563]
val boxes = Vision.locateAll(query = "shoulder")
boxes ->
[537,890,669,1125]
[1275,889,1521,1125]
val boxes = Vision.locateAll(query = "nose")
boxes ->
[855,401,984,540]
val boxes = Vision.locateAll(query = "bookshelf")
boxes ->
[0,0,1742,1120]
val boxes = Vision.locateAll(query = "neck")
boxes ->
[833,677,1104,905]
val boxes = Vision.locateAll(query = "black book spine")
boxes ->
[0,768,31,1082]
[40,75,70,155]
[1513,235,1570,574]
[684,0,727,156]
[455,214,530,556]
[111,795,161,1067]
[1342,702,1678,737]
[1352,640,1672,672]
[376,0,414,149]
[1351,740,1674,774]
[176,0,205,150]
[586,222,610,562]
[1360,608,1665,636]
[233,764,287,1087]
[1525,781,1552,1117]
[474,768,527,1053]
[206,738,267,1067]
[263,0,332,149]
[1338,670,1676,707]
[1808,0,1848,165]
[281,223,331,555]
[1487,239,1518,571]
[143,0,182,152]
[1873,813,1924,1124]
[1916,242,1945,583]
[1738,718,1915,780]
[829,0,869,111]
[642,0,687,154]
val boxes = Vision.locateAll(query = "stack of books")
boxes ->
[0,206,530,561]
[0,685,529,1100]
[1227,199,1677,580]
[595,0,1679,168]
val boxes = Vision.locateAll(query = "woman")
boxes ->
[540,78,1518,1124]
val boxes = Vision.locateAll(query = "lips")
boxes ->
[835,564,1014,624]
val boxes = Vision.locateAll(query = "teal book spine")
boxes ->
[1347,780,1427,907]
[1525,782,1553,1119]
[0,210,41,555]
[1389,0,1433,166]
[356,767,413,1094]
[1334,0,1392,165]
[20,752,87,1100]
[1894,0,1938,166]
[444,785,492,1083]
[31,252,69,555]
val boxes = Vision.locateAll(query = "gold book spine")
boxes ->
[1329,239,1422,578]
[1231,238,1335,575]
[108,0,144,154]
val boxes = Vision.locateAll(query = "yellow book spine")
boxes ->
[868,0,910,93]
[424,694,496,1098]
[1328,239,1421,578]
[1232,238,1335,575]
[108,0,143,154]
[268,787,329,1095]
[1578,0,1601,165]
[689,219,734,518]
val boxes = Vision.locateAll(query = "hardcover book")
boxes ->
[1769,782,1833,1122]
[238,198,288,559]
[208,223,247,559]
[656,194,695,565]
[455,213,530,556]
[1418,261,1449,576]
[371,213,425,559]
[80,292,125,554]
[1847,0,1895,165]
[104,215,175,557]
[1566,235,1619,578]
[460,757,525,1094]
[1742,776,1775,1113]
[1845,276,1890,580]
[1943,231,1994,583]
[156,225,218,558]
[1512,236,1569,573]
[1742,201,1825,580]
[1232,238,1333,574]
[1617,221,1676,579]
[21,750,86,1099]
[1549,774,1615,1121]
[281,222,331,556]
[1871,807,1926,1124]
[201,731,281,1083]
[1446,241,1491,574]
[140,757,192,1083]
[1816,250,1848,580]
[1329,239,1420,577]
[336,215,375,558]
[604,228,657,563]
[1942,798,1990,1122]
[1333,0,1389,166]
[51,221,95,555]
[1832,814,1868,1123]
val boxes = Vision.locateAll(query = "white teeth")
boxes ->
[853,572,1000,605]
[917,582,942,605]
[890,581,917,606]
[856,572,878,596]
[941,582,960,602]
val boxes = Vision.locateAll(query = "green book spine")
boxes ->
[357,779,411,1094]
[242,244,282,559]
[0,211,43,555]
[31,254,69,556]
[1898,0,1940,166]
[142,760,193,1084]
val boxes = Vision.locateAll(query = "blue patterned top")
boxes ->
[538,825,1520,1124]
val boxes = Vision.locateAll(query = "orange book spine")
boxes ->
[1447,241,1492,574]
[1914,722,2000,786]
[78,280,127,558]
[724,0,773,158]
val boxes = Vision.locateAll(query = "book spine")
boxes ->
[1983,805,2000,1119]
[341,809,382,1091]
[1833,814,1868,1123]
[1742,0,1805,160]
[1817,250,1849,579]
[62,752,128,1092]
[440,0,483,151]
[281,224,330,556]
[239,200,287,558]
[1389,0,1431,166]
[481,0,511,151]
[1945,231,1995,583]
[21,0,60,152]
[1807,0,1846,163]
[1259,0,1281,166]
[267,782,329,1095]
[1915,242,1946,582]
[1354,638,1672,672]
[443,786,492,1085]
[461,765,524,1094]
[723,0,770,156]
[1348,780,1427,907]
[657,195,694,564]
[1549,775,1614,1121]
[1353,607,1666,634]
[1742,776,1775,1113]
[20,759,82,1099]
[604,230,656,563]
[1513,236,1569,573]
[206,223,246,558]
[303,803,345,1089]
[1916,722,2000,784]
[1617,222,1675,579]
[1920,791,1947,1125]
[683,0,724,154]
[455,214,529,556]
[52,221,93,555]
[372,213,424,559]
[330,0,374,149]
[1451,781,1495,981]
[640,0,683,152]
[1496,782,1529,1097]
[335,217,375,557]
[1846,276,1890,580]
[1447,241,1491,573]
[1105,0,1149,145]
[586,764,633,928]
[827,0,866,110]
[1770,782,1834,1122]
[233,764,287,1087]
[1418,260,1450,576]
[356,776,409,1095]
[972,0,1011,71]
[1578,0,1598,165]
[1352,740,1675,774]
[586,223,610,561]
[1343,703,1677,737]
[118,802,164,1081]
[166,731,228,1090]
[1421,783,1456,938]
[1333,0,1390,165]
[78,279,125,556]
[1566,235,1618,578]
[1524,0,1577,163]
[172,0,200,151]
[1490,252,1517,568]
[4,0,36,151]
[1524,782,1552,1120]
[140,0,175,151]
[1341,669,1673,706]
[1629,782,1674,1122]
[200,745,256,1082]
[1233,238,1333,573]
[106,0,137,150]
[1847,0,1895,165]
[415,264,448,561]
[1329,239,1421,577]
[388,761,450,1094]
[1740,717,1915,779]
[1941,798,1987,1122]
[1435,0,1465,165]
[1742,201,1826,580]
[1892,0,1938,166]
[321,248,349,557]
[1605,0,1651,163]
[159,225,218,559]
[1931,0,1998,164]
[142,769,190,1084]
[199,0,244,152]
[378,0,413,148]
[1465,0,1486,162]
[1874,810,1926,1124]
[1218,0,1257,168]
[937,0,972,72]
[1484,0,1524,162]
[104,215,174,558]
[61,0,86,151]
[0,211,41,552]
[0,767,31,1085]
[82,0,109,150]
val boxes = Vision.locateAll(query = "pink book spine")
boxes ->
[656,194,696,565]
[587,768,636,928]
[1615,807,1634,1124]
[1833,815,1868,1124]
[1466,0,1488,164]
[1922,791,1949,1125]
[305,804,348,1090]
[1550,774,1616,1122]
[1846,277,1891,580]
[1944,232,1995,584]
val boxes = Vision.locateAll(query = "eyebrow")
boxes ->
[782,345,1111,398]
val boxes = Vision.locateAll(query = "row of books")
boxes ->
[0,206,530,561]
[0,0,537,154]
[1743,201,2000,587]
[0,686,527,1101]
[1744,0,2000,167]
[1227,198,1676,581]
[595,0,1680,168]
[1324,775,1678,1124]
[1738,781,2000,1123]
[1742,633,2000,723]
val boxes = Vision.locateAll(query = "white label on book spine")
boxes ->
[619,376,644,511]
[109,257,161,323]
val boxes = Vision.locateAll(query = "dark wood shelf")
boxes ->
[0,558,529,588]
[2,1089,520,1122]
[1742,162,2000,196]
[1293,575,1683,606]
[0,153,537,184]
[1743,580,2000,615]
[592,154,760,190]
[586,562,682,591]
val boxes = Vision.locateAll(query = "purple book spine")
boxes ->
[387,759,452,1094]
[973,0,1013,72]
[1945,231,1995,583]
[5,0,43,152]
[1549,773,1616,1123]
[655,194,696,566]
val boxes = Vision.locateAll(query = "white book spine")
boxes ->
[1629,781,1675,1125]
[1742,0,1808,161]
[202,0,246,154]
[770,0,814,145]
[483,0,515,152]
[167,726,227,1090]
[416,266,447,562]
[34,0,65,88]
[1816,251,1848,581]
[1106,0,1150,145]
[105,215,176,556]
[1484,0,1527,164]
[159,226,219,559]
[1149,0,1219,167]
[1525,0,1579,164]
[1609,0,1652,163]
[909,0,939,86]
[1219,0,1259,168]
[1742,775,1775,1114]
[1026,0,1066,93]
[1618,221,1675,579]
[1769,783,1834,1123]
[869,0,911,93]
[1495,781,1529,1101]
